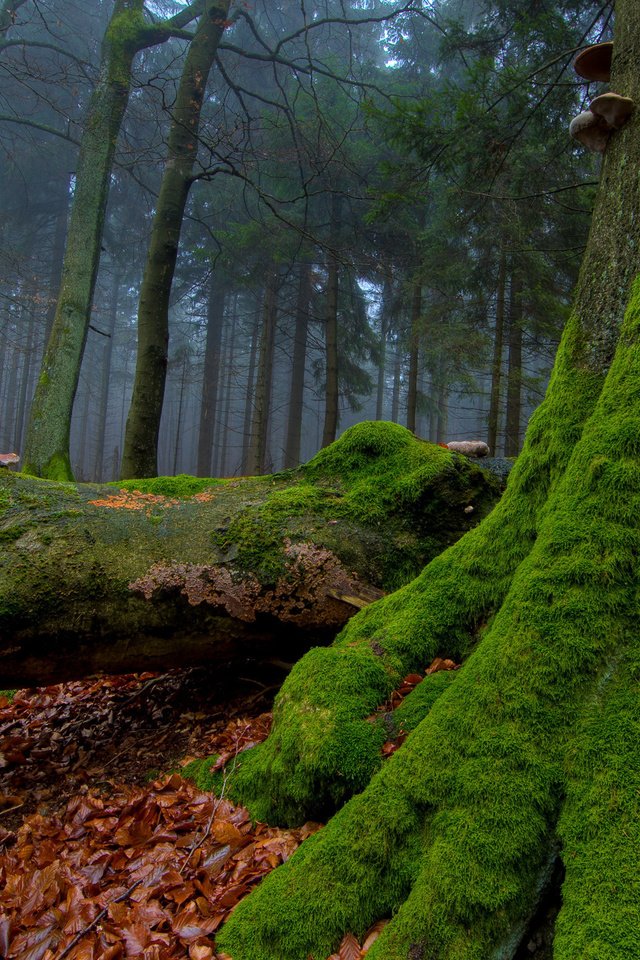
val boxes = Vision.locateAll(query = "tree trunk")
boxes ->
[322,194,341,448]
[247,269,279,475]
[375,273,392,421]
[22,0,154,480]
[94,270,120,481]
[240,305,260,473]
[210,5,640,959]
[13,297,37,453]
[218,296,238,477]
[487,242,507,454]
[21,1,208,481]
[390,343,401,422]
[406,275,422,433]
[121,2,230,479]
[0,422,500,686]
[504,268,523,456]
[283,262,311,469]
[196,272,228,476]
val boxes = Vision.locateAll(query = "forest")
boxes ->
[1,0,639,959]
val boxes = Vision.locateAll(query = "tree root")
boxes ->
[200,314,604,826]
[215,282,640,958]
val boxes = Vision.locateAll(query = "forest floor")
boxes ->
[0,658,557,960]
[0,662,406,960]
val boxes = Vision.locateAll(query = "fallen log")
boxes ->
[0,422,500,686]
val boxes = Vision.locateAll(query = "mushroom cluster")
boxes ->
[569,41,634,153]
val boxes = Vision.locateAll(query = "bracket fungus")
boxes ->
[569,110,611,153]
[570,41,634,154]
[590,92,635,129]
[573,41,613,83]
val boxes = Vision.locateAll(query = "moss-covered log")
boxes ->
[183,4,640,958]
[0,423,499,687]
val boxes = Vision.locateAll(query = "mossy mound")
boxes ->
[110,474,226,498]
[0,423,500,687]
[216,422,500,591]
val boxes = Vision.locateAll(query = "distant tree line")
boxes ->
[0,0,609,480]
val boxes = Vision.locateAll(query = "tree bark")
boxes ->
[196,272,228,476]
[240,305,260,473]
[322,194,341,448]
[405,275,422,433]
[487,241,507,454]
[246,268,279,475]
[504,267,523,456]
[283,262,311,469]
[121,2,231,479]
[375,272,392,421]
[0,423,500,686]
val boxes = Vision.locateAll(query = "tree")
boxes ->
[180,2,640,957]
[120,0,231,480]
[20,0,207,480]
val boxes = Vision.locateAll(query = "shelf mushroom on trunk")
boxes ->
[573,41,613,83]
[569,41,634,152]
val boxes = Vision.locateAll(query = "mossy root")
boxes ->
[217,280,640,959]
[210,312,604,826]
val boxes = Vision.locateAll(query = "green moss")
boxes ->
[0,689,16,702]
[393,669,458,734]
[202,277,640,959]
[555,653,640,959]
[212,309,604,828]
[110,474,226,498]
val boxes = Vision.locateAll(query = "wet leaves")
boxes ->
[0,675,320,959]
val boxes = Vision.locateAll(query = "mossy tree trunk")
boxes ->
[21,0,206,481]
[205,4,640,958]
[0,423,500,686]
[120,1,231,480]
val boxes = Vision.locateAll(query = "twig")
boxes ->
[56,879,144,960]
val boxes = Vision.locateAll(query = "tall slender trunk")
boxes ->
[241,305,261,473]
[487,242,507,454]
[390,345,401,423]
[172,353,189,474]
[14,310,37,453]
[121,1,231,479]
[406,276,422,433]
[196,272,228,476]
[504,269,523,457]
[375,273,392,421]
[247,269,279,475]
[3,337,19,451]
[23,0,159,480]
[284,261,311,468]
[95,271,120,481]
[322,194,341,448]
[218,296,238,477]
